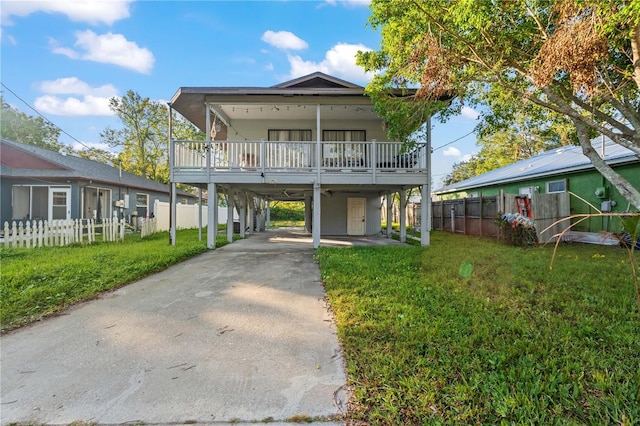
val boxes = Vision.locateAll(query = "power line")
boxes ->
[432,130,475,151]
[0,81,91,150]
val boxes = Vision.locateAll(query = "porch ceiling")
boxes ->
[218,183,410,202]
[169,87,391,133]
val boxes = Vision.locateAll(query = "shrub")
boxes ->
[496,212,538,247]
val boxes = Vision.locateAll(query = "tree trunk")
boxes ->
[631,21,640,91]
[575,122,640,211]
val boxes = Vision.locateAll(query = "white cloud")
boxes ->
[287,43,373,83]
[0,28,17,45]
[324,0,371,7]
[51,30,154,74]
[261,30,308,51]
[34,77,117,116]
[461,154,473,162]
[35,95,113,116]
[461,106,480,120]
[1,0,132,25]
[72,141,112,152]
[265,63,274,71]
[443,147,462,157]
[38,77,118,97]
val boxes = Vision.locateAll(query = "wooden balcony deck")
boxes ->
[172,140,428,185]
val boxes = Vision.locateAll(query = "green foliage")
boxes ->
[269,201,305,227]
[317,232,639,424]
[0,229,231,332]
[359,0,640,209]
[1,95,62,150]
[100,90,204,184]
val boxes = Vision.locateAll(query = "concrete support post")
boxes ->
[239,197,246,238]
[399,190,407,243]
[170,182,177,246]
[248,195,254,235]
[313,183,321,249]
[421,184,430,246]
[207,183,217,249]
[266,201,271,228]
[386,190,393,239]
[198,187,203,241]
[305,193,313,233]
[227,193,234,243]
[423,115,432,246]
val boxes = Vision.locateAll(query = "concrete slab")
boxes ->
[1,229,384,425]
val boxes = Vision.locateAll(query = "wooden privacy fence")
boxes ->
[2,218,126,249]
[432,192,570,243]
[432,196,501,238]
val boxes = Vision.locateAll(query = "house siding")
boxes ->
[319,192,382,236]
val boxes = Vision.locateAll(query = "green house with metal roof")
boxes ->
[433,138,639,234]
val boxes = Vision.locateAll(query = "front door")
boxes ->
[49,188,71,220]
[347,197,366,236]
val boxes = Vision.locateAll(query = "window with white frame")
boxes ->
[546,179,567,193]
[136,193,149,217]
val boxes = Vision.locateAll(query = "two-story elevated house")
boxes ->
[168,72,432,248]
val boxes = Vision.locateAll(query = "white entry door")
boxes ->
[347,197,366,236]
[49,188,71,220]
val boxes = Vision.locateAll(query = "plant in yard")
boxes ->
[539,192,640,311]
[496,212,538,247]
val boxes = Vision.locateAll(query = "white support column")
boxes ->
[239,196,246,238]
[423,115,432,246]
[227,193,234,243]
[386,190,393,239]
[399,190,407,243]
[305,193,313,233]
[170,182,177,246]
[248,194,255,235]
[198,187,203,241]
[266,201,271,228]
[421,184,430,246]
[313,182,321,249]
[207,183,217,249]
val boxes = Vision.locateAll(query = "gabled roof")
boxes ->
[435,137,639,194]
[271,72,363,89]
[0,138,190,195]
[169,72,411,133]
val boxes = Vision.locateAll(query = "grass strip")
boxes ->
[317,232,639,425]
[0,229,234,332]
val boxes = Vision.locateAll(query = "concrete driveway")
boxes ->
[1,229,408,425]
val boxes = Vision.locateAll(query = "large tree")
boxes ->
[358,0,640,209]
[101,91,204,184]
[1,95,62,151]
[101,91,170,183]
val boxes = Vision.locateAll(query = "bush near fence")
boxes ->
[2,218,125,249]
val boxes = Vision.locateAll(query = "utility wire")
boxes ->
[1,81,91,150]
[432,130,475,151]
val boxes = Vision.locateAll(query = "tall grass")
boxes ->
[317,232,639,425]
[0,229,233,332]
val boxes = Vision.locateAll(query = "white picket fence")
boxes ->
[140,218,157,238]
[2,218,126,249]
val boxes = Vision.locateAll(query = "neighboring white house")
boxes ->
[168,72,433,248]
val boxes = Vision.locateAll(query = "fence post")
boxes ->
[450,205,456,233]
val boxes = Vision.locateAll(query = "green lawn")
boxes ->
[317,232,639,425]
[0,229,235,332]
[2,228,638,424]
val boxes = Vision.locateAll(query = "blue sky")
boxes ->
[1,0,480,186]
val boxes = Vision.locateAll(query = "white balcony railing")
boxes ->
[172,139,425,173]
